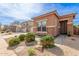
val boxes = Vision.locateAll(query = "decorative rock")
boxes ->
[35,45,44,52]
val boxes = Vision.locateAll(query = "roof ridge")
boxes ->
[32,10,58,19]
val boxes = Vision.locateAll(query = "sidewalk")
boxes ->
[0,38,16,56]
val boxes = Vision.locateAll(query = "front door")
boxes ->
[60,20,67,34]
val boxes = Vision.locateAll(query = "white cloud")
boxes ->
[0,3,43,20]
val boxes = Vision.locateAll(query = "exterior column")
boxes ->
[67,22,73,36]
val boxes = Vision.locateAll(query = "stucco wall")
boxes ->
[33,12,75,36]
[33,14,59,36]
[59,17,74,35]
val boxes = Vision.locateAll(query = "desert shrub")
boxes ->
[19,34,25,41]
[1,31,4,33]
[28,48,36,56]
[40,35,55,48]
[25,32,35,42]
[6,37,14,43]
[8,37,20,47]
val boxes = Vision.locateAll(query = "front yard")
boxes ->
[10,36,79,56]
[0,33,79,56]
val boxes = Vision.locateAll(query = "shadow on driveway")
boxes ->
[45,46,64,56]
[55,35,79,50]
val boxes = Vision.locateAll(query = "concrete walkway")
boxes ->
[0,34,17,56]
[0,33,26,56]
[0,39,16,56]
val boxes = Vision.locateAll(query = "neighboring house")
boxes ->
[32,11,75,36]
[26,20,33,32]
[8,25,17,32]
[1,25,9,31]
[21,20,33,32]
[7,24,22,32]
[16,24,22,32]
[8,20,34,33]
[8,21,21,32]
[8,24,22,32]
[20,22,27,32]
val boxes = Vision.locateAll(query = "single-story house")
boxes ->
[32,11,76,36]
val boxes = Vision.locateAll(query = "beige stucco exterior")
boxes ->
[33,11,75,36]
[59,14,75,36]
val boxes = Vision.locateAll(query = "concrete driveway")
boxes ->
[55,35,79,56]
[35,35,79,56]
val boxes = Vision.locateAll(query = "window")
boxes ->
[37,20,46,31]
[37,22,41,31]
[42,20,46,31]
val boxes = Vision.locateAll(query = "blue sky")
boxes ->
[0,3,79,25]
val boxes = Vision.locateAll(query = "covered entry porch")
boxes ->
[58,13,75,36]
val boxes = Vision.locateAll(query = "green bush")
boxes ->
[1,31,4,33]
[19,34,25,41]
[8,37,20,47]
[28,48,36,56]
[25,32,35,42]
[40,35,55,48]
